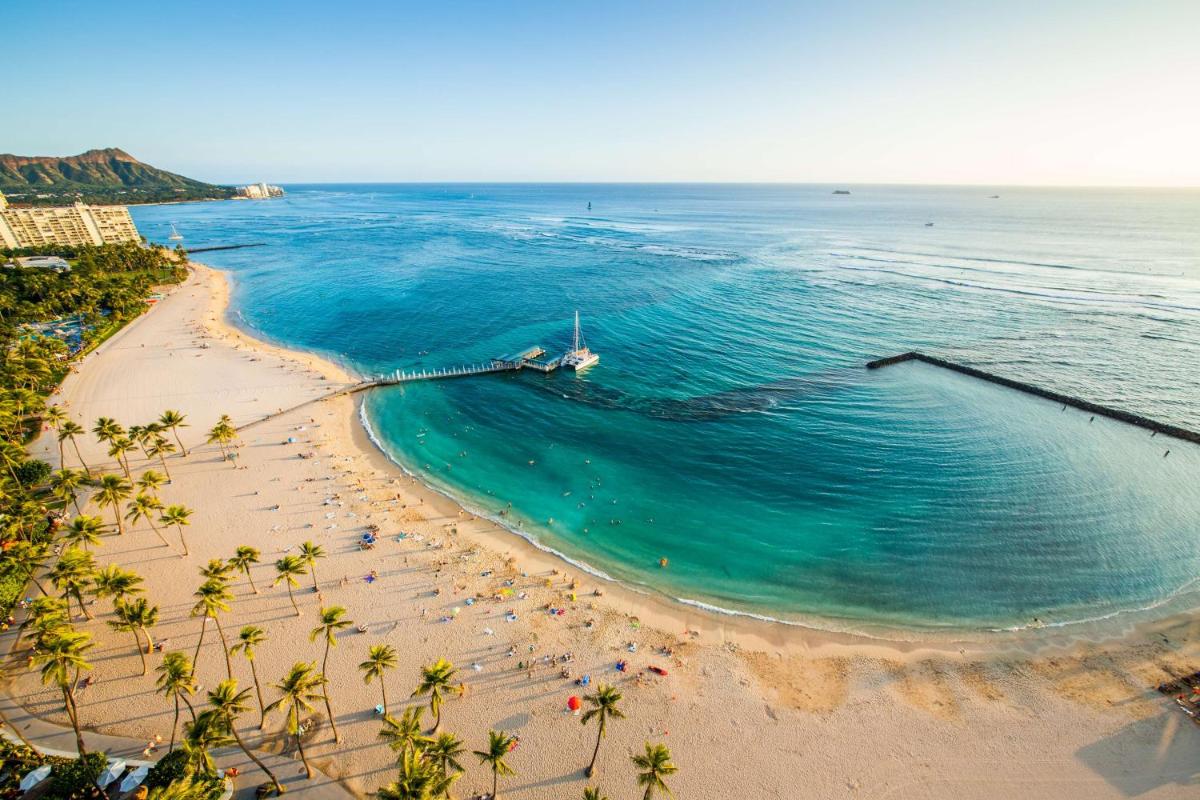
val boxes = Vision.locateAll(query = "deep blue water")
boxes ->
[132,184,1200,633]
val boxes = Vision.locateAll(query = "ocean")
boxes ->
[131,184,1200,634]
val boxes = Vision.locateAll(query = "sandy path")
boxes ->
[13,265,1200,799]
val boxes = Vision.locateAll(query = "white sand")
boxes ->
[16,264,1200,799]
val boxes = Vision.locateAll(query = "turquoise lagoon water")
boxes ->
[131,185,1200,633]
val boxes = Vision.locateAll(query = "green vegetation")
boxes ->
[0,148,236,206]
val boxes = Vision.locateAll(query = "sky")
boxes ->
[6,0,1199,186]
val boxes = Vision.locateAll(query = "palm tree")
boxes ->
[58,420,90,475]
[206,679,285,796]
[161,504,193,556]
[49,547,96,620]
[230,626,269,729]
[137,469,167,495]
[412,658,458,733]
[43,404,67,447]
[182,709,232,777]
[49,468,86,514]
[148,436,176,481]
[127,494,171,548]
[7,541,50,595]
[207,418,236,461]
[109,597,158,675]
[19,596,70,646]
[266,662,324,780]
[91,563,144,606]
[94,474,133,535]
[155,651,198,751]
[583,788,610,800]
[159,410,189,456]
[108,436,137,480]
[379,706,431,759]
[200,559,233,582]
[32,628,94,755]
[632,743,677,800]
[581,684,625,777]
[61,515,105,551]
[92,416,123,446]
[129,425,150,459]
[309,605,351,742]
[426,732,466,794]
[273,555,306,616]
[192,579,234,679]
[473,730,516,800]
[360,643,398,715]
[376,747,453,800]
[298,540,325,591]
[229,545,261,594]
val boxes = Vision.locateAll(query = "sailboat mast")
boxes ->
[573,310,581,352]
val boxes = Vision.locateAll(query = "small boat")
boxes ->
[559,311,599,371]
[587,201,592,210]
[168,223,183,241]
[832,189,851,195]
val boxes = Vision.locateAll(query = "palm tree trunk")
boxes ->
[286,583,299,616]
[493,769,498,800]
[380,679,388,716]
[180,691,197,724]
[71,495,82,516]
[309,565,318,591]
[139,625,154,654]
[169,696,179,752]
[26,570,48,596]
[74,590,93,620]
[172,427,188,457]
[63,685,87,756]
[177,524,189,556]
[192,616,208,666]
[71,439,90,476]
[586,726,603,777]
[213,615,233,680]
[293,701,313,779]
[321,641,340,743]
[147,519,171,548]
[245,569,259,594]
[132,631,147,675]
[111,506,125,535]
[58,439,66,470]
[250,659,267,729]
[229,717,284,795]
[157,452,172,482]
[0,706,35,750]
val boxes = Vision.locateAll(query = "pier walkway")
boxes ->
[867,351,1200,445]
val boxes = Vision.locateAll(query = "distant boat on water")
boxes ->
[168,223,183,241]
[832,189,851,195]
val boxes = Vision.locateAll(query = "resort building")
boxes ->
[0,192,141,248]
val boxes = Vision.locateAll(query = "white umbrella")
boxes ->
[119,764,150,793]
[19,765,51,791]
[97,757,127,788]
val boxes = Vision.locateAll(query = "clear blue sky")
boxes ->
[7,0,1199,185]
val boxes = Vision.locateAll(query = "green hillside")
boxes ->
[0,148,236,205]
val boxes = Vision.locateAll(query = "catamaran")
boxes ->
[560,310,599,371]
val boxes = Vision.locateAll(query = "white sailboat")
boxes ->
[168,223,183,241]
[560,310,599,371]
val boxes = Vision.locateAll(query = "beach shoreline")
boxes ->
[13,262,1200,799]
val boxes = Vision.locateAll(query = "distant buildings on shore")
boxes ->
[236,182,284,200]
[0,191,141,248]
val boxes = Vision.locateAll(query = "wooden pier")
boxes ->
[866,351,1200,445]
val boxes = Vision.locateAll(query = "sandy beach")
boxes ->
[12,263,1200,799]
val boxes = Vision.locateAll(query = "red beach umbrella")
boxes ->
[567,695,581,712]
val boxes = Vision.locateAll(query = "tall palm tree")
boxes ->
[108,597,158,675]
[412,658,458,733]
[473,730,516,800]
[360,643,398,714]
[229,545,261,594]
[92,416,123,446]
[230,626,269,729]
[379,706,431,759]
[266,662,324,780]
[298,540,325,591]
[137,469,167,495]
[159,410,189,456]
[155,651,198,751]
[426,732,466,795]
[273,555,306,616]
[582,684,625,777]
[182,709,232,777]
[19,596,69,647]
[91,563,144,607]
[129,425,150,460]
[632,743,677,800]
[61,515,105,551]
[7,541,50,595]
[376,747,453,800]
[94,474,133,535]
[161,504,193,556]
[107,436,137,480]
[127,493,171,548]
[206,418,236,461]
[49,547,96,620]
[32,628,94,755]
[148,436,176,481]
[43,404,67,442]
[49,468,86,515]
[309,605,351,743]
[200,559,233,582]
[58,420,90,475]
[206,679,286,796]
[192,579,234,679]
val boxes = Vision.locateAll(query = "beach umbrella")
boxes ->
[20,766,51,791]
[567,695,581,712]
[119,765,150,794]
[97,758,127,788]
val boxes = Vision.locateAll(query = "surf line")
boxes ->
[866,351,1200,446]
